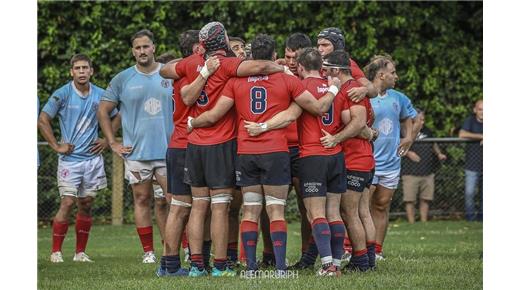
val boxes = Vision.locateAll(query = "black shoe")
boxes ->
[257,258,276,269]
[288,260,314,270]
[343,262,369,272]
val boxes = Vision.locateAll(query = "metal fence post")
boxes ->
[111,150,124,225]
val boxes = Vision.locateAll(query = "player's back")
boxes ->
[298,77,344,158]
[228,72,304,154]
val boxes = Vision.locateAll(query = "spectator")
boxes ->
[458,100,483,221]
[401,110,447,223]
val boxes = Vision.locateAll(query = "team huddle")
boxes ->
[39,21,418,278]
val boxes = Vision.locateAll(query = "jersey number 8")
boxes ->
[250,87,267,114]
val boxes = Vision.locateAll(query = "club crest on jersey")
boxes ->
[378,117,393,135]
[144,97,162,115]
[161,79,171,88]
[59,168,70,178]
[392,102,399,113]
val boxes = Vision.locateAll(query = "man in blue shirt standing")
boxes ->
[365,55,418,260]
[98,29,174,263]
[459,100,483,221]
[39,54,120,263]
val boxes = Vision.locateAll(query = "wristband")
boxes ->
[200,65,210,79]
[328,85,339,96]
[258,122,268,132]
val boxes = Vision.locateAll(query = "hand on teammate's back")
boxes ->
[319,129,338,148]
[244,121,263,137]
[206,56,221,75]
[54,143,75,155]
[347,86,368,102]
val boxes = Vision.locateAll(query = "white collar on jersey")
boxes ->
[72,81,92,98]
[134,63,161,76]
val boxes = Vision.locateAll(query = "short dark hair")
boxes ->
[364,54,395,81]
[156,53,176,64]
[323,50,351,75]
[285,32,312,51]
[70,54,92,68]
[131,29,154,46]
[296,47,322,71]
[229,36,245,45]
[179,30,200,58]
[251,34,276,61]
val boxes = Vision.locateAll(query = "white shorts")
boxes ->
[124,159,166,185]
[371,169,401,190]
[57,155,107,198]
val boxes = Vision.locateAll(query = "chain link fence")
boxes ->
[37,138,483,225]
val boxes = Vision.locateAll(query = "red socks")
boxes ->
[52,220,68,253]
[136,226,154,252]
[375,242,383,254]
[75,214,92,253]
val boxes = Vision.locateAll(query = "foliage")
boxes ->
[38,1,482,137]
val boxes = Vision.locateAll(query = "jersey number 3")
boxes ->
[250,87,267,114]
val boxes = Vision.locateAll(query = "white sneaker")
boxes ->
[375,253,385,261]
[73,252,93,262]
[50,251,64,263]
[142,251,157,263]
[341,252,352,263]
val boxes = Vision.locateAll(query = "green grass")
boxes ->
[38,220,482,289]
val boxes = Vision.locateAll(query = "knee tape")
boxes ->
[171,198,192,208]
[192,196,211,202]
[265,195,286,206]
[243,191,263,206]
[59,186,78,197]
[211,193,233,204]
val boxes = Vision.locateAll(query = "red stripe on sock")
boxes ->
[136,226,154,252]
[328,220,344,226]
[52,220,68,253]
[354,248,368,257]
[367,240,376,246]
[375,243,383,254]
[181,230,189,249]
[228,242,238,250]
[311,217,328,227]
[241,220,258,232]
[269,220,287,233]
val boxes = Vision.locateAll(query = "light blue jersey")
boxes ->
[370,89,417,172]
[102,64,173,161]
[42,82,113,162]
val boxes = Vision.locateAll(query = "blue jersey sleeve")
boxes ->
[42,89,66,118]
[102,75,122,104]
[399,93,417,120]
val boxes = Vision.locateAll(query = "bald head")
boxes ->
[474,99,483,122]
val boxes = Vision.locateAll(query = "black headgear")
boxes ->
[199,22,227,53]
[317,27,345,51]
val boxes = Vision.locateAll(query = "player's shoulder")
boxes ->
[52,81,73,98]
[90,83,105,95]
[388,89,408,99]
[113,66,138,82]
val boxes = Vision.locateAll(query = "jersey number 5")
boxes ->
[250,87,267,114]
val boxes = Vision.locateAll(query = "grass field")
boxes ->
[37,220,482,289]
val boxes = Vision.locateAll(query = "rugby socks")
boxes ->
[136,226,154,253]
[270,220,288,270]
[163,255,181,273]
[375,242,383,255]
[367,240,376,268]
[311,218,332,267]
[301,236,318,265]
[75,214,92,253]
[214,258,227,271]
[202,240,212,269]
[190,254,205,270]
[227,242,238,264]
[181,231,189,249]
[240,220,258,270]
[329,221,346,267]
[51,220,68,253]
[344,235,353,253]
[350,249,369,271]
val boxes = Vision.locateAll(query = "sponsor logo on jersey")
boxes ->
[247,75,269,83]
[304,182,322,193]
[378,118,393,135]
[144,98,162,115]
[317,86,329,94]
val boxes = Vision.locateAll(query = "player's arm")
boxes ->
[37,112,74,155]
[458,129,483,140]
[398,117,414,157]
[159,58,184,80]
[320,105,367,148]
[294,78,340,116]
[97,100,132,158]
[244,102,303,137]
[180,56,220,106]
[236,60,285,77]
[347,77,377,100]
[90,112,122,155]
[188,96,235,130]
[433,143,447,160]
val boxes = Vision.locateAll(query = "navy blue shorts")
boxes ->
[166,148,190,195]
[345,169,374,192]
[236,152,291,187]
[184,139,237,189]
[289,146,300,179]
[299,152,347,198]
